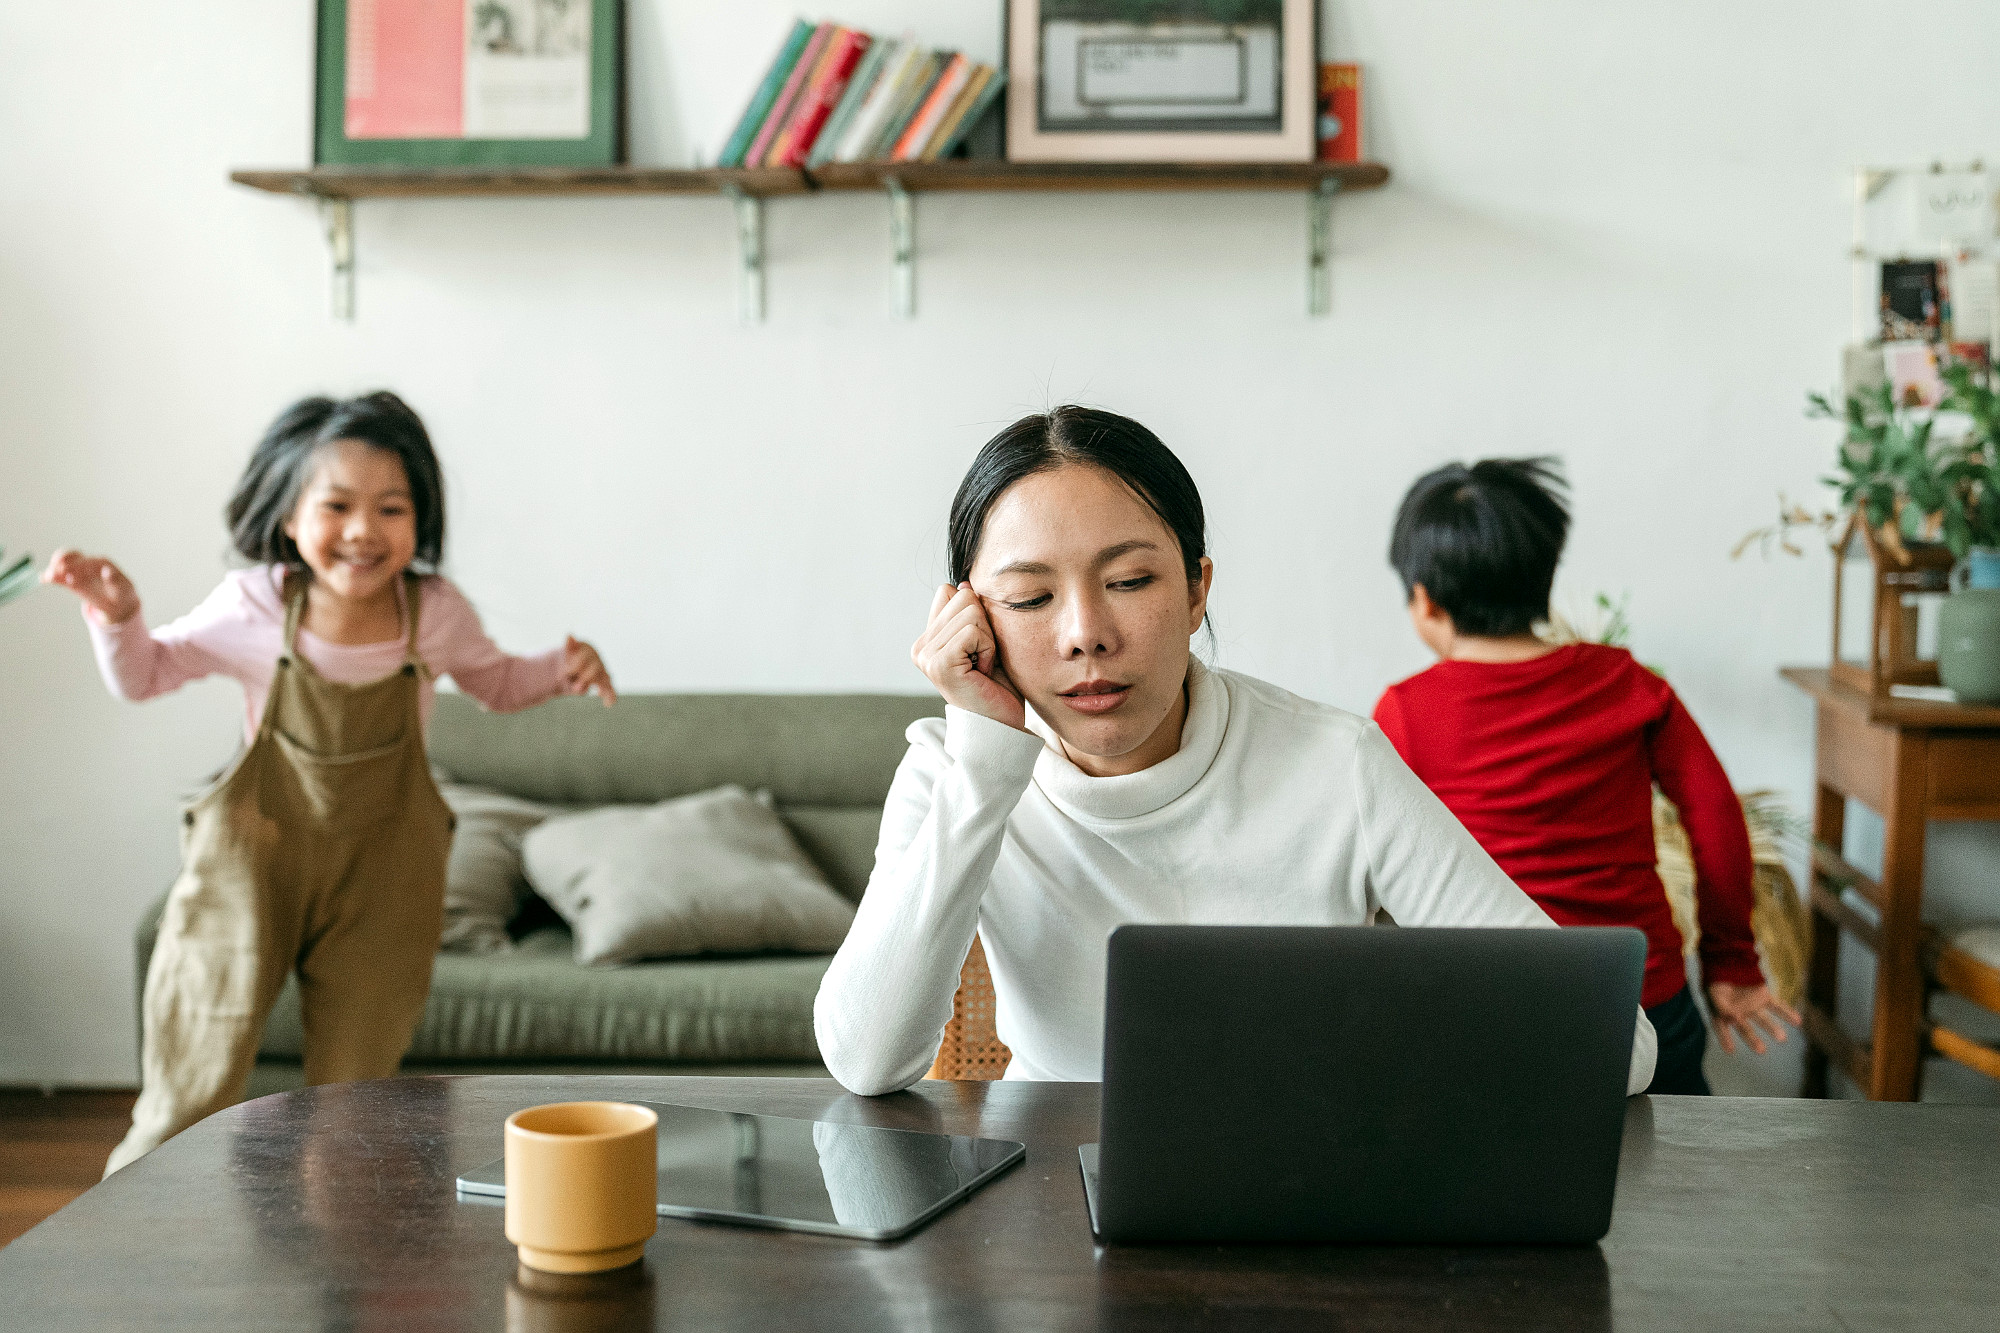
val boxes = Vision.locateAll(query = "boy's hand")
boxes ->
[912,582,1025,731]
[42,549,140,625]
[1706,981,1800,1056]
[561,636,616,707]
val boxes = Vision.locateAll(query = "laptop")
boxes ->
[1079,924,1645,1244]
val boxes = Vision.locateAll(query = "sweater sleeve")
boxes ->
[83,580,241,702]
[420,579,565,713]
[1352,722,1658,1095]
[813,707,1044,1096]
[1647,691,1763,991]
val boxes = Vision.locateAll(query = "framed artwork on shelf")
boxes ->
[315,0,624,168]
[1003,0,1317,163]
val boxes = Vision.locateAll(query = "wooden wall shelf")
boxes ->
[228,160,1391,321]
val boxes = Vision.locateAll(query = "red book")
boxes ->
[746,22,833,170]
[1316,63,1361,163]
[772,29,871,168]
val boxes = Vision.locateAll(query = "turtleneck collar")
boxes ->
[1023,656,1230,822]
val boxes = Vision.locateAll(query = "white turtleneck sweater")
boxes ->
[814,662,1657,1097]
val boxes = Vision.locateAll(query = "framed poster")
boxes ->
[1005,0,1316,163]
[316,0,624,167]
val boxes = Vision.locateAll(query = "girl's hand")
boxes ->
[561,636,616,707]
[41,549,140,625]
[1705,981,1801,1056]
[911,582,1025,731]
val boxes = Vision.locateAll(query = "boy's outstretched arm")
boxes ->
[1648,693,1800,1055]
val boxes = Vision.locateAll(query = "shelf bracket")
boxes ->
[317,196,355,322]
[886,177,916,318]
[1307,177,1341,317]
[722,184,766,324]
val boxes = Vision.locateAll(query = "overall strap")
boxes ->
[280,568,308,657]
[402,573,426,667]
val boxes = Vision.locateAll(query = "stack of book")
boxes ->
[718,20,1006,170]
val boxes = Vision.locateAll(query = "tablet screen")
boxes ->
[455,1100,1025,1241]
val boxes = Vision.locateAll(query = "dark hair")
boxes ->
[225,391,446,574]
[1388,457,1569,637]
[948,406,1207,587]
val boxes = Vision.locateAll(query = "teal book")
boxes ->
[932,69,1007,160]
[808,37,893,168]
[720,19,813,169]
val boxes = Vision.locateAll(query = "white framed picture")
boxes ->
[1005,0,1317,163]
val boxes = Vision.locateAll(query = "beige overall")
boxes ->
[107,574,453,1175]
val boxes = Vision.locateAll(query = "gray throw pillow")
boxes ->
[522,785,856,966]
[438,780,554,953]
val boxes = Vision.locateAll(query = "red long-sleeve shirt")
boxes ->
[1372,644,1762,1009]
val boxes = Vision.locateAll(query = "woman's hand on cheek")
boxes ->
[561,635,617,707]
[912,583,1026,731]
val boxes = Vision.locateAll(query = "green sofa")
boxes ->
[134,692,942,1097]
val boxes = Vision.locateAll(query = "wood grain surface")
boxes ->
[1,1076,1995,1331]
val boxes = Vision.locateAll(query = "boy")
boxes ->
[1372,457,1796,1094]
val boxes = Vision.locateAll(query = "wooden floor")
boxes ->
[0,1090,133,1248]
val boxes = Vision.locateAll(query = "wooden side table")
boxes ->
[1783,668,2000,1101]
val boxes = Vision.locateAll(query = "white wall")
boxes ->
[3,1,1997,1087]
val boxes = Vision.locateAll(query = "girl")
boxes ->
[45,391,615,1174]
[812,407,1657,1097]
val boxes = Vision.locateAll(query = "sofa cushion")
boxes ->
[523,786,856,965]
[439,781,554,953]
[260,927,830,1064]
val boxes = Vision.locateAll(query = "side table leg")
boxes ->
[1867,731,1930,1101]
[1802,780,1846,1098]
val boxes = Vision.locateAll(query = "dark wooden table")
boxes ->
[3,1076,1996,1331]
[1781,667,2000,1100]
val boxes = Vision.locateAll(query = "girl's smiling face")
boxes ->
[282,438,418,604]
[970,463,1212,775]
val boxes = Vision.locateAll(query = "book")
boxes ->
[835,43,927,162]
[764,26,849,167]
[864,50,943,161]
[1316,63,1362,163]
[719,19,813,169]
[892,54,971,161]
[808,36,894,169]
[928,69,1005,161]
[772,28,871,168]
[920,64,993,161]
[744,21,833,170]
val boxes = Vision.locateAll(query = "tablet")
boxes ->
[454,1100,1025,1242]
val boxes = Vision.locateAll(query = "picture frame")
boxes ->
[315,0,624,168]
[1004,0,1317,163]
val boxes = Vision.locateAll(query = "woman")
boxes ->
[814,407,1656,1097]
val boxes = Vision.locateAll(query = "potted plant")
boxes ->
[1739,371,2000,700]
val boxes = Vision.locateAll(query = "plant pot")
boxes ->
[1939,563,2000,702]
[1964,547,2000,591]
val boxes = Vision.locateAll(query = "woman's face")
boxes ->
[969,463,1212,775]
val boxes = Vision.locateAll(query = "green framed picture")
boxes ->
[315,0,624,168]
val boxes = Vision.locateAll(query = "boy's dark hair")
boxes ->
[1388,457,1569,637]
[226,391,446,574]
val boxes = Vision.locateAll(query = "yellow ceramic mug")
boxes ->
[503,1101,658,1273]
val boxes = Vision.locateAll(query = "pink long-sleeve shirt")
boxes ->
[86,565,565,739]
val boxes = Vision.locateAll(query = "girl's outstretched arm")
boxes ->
[44,550,231,702]
[422,578,572,713]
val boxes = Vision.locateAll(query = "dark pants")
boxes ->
[1643,985,1711,1096]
